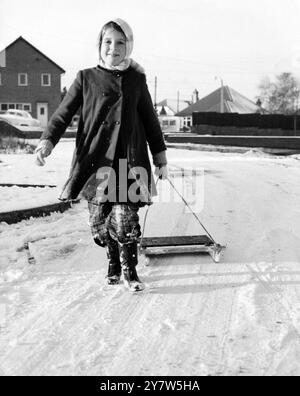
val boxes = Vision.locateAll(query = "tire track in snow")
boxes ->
[245,262,300,376]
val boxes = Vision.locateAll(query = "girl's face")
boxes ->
[100,27,126,66]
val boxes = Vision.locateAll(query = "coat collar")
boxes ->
[96,64,130,75]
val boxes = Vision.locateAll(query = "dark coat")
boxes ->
[41,65,166,204]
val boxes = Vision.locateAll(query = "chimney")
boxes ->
[193,89,199,103]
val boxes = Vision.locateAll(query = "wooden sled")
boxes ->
[139,235,225,263]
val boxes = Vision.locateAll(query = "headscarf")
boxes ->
[99,18,144,73]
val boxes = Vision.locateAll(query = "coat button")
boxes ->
[115,121,120,125]
[102,92,108,96]
[101,121,107,125]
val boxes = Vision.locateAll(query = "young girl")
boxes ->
[35,18,168,292]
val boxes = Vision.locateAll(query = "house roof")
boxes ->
[1,36,65,73]
[156,104,175,116]
[176,86,260,116]
[157,99,190,115]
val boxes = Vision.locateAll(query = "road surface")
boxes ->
[0,147,300,375]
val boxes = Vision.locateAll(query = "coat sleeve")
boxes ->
[40,71,83,147]
[137,74,167,156]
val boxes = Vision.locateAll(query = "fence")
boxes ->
[192,112,300,131]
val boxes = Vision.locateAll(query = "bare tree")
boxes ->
[257,72,300,114]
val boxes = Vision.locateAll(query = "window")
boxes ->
[162,120,169,126]
[18,73,28,86]
[41,73,51,86]
[0,103,31,112]
[170,120,176,126]
[0,72,2,85]
[23,104,31,112]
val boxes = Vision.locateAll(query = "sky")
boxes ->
[1,0,300,103]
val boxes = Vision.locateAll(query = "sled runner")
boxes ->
[139,235,224,263]
[139,176,226,263]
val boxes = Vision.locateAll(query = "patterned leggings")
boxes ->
[88,202,141,246]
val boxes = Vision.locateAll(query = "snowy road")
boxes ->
[1,143,300,376]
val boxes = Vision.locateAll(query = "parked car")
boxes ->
[0,109,41,127]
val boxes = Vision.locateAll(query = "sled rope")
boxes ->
[139,177,160,253]
[139,175,217,252]
[166,176,217,244]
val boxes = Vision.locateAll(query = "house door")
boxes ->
[37,103,48,127]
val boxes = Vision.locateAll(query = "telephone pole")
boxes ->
[220,78,224,113]
[215,76,224,113]
[294,87,299,136]
[154,76,157,112]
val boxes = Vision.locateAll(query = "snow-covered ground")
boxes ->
[0,139,73,211]
[1,140,300,376]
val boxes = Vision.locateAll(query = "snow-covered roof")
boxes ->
[157,99,190,115]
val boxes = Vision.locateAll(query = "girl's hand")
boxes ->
[35,140,54,166]
[155,165,168,180]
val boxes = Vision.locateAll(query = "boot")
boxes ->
[106,237,121,285]
[118,242,145,292]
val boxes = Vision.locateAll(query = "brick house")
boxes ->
[0,36,65,127]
